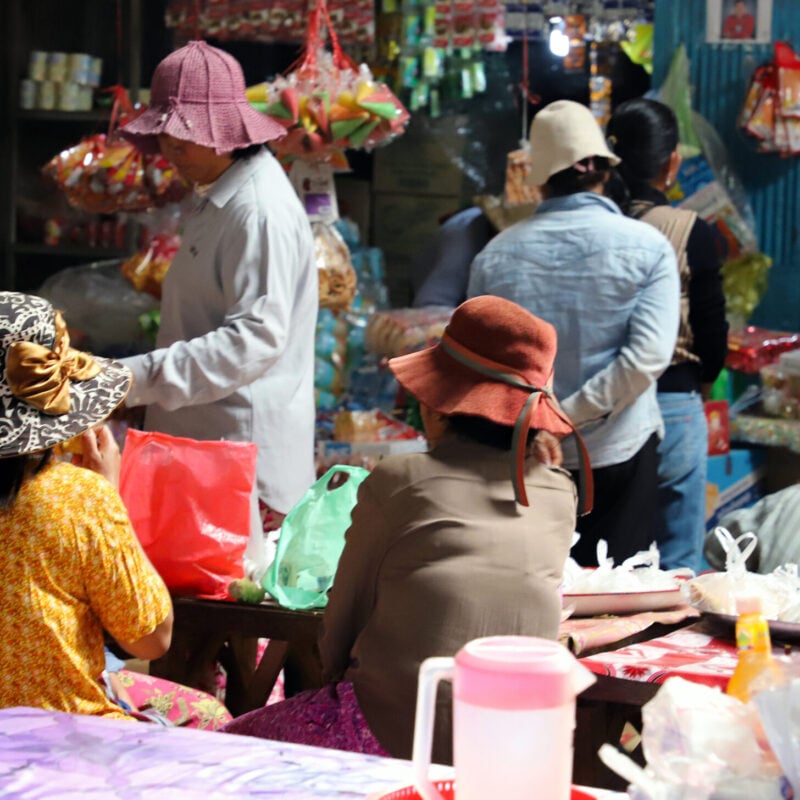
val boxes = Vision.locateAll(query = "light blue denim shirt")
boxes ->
[468,192,679,470]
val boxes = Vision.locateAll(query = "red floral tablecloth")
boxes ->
[578,623,753,689]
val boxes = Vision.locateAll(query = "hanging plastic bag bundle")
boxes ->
[255,0,409,166]
[42,86,189,214]
[263,465,369,610]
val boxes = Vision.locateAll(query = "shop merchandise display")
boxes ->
[313,220,391,411]
[725,326,800,374]
[20,50,102,112]
[738,42,800,157]
[364,306,453,357]
[42,89,189,215]
[165,0,375,45]
[315,409,426,473]
[120,231,181,299]
[759,349,800,419]
[258,60,409,166]
[661,47,762,267]
[37,260,159,358]
[315,222,358,312]
[380,0,504,116]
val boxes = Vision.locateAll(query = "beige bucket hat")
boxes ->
[527,100,621,187]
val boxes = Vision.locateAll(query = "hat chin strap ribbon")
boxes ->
[6,311,102,416]
[440,334,593,515]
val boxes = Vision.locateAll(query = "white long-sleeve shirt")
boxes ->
[123,148,318,516]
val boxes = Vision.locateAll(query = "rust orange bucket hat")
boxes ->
[389,295,592,512]
[121,41,286,155]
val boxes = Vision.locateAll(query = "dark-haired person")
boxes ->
[469,99,680,566]
[0,292,173,719]
[118,41,318,571]
[223,295,588,763]
[606,98,728,572]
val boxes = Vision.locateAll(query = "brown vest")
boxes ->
[631,201,700,367]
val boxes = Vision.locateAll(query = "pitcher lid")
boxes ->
[454,636,595,710]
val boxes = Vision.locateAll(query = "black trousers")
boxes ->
[569,433,660,567]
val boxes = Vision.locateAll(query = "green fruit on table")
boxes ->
[228,578,266,604]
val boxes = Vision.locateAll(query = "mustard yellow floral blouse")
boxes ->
[0,460,172,719]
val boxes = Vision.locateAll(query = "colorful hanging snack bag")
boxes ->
[42,87,189,214]
[259,0,409,165]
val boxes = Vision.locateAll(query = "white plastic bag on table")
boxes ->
[600,676,787,800]
[683,527,800,621]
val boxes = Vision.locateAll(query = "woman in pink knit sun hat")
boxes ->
[118,41,319,578]
[120,40,286,154]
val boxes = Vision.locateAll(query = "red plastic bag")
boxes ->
[119,429,256,599]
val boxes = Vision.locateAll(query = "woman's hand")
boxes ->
[71,425,122,489]
[530,430,564,467]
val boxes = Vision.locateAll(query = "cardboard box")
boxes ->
[706,447,766,531]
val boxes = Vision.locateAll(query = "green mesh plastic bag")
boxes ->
[263,465,369,610]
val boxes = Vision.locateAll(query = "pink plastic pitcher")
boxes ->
[412,636,596,800]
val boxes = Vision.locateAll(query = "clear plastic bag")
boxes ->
[600,676,787,800]
[38,259,159,358]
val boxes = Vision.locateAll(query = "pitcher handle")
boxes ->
[412,657,454,800]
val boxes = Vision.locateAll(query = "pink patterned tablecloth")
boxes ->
[578,623,759,688]
[558,605,700,656]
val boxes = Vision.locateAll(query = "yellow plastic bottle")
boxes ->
[726,595,779,703]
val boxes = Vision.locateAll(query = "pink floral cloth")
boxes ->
[118,669,233,730]
[558,605,700,656]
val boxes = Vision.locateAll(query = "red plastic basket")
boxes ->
[374,781,596,800]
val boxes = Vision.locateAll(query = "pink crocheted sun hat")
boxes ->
[120,41,286,155]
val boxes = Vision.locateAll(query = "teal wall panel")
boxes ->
[653,0,800,330]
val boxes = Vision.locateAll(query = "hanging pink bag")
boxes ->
[119,429,256,600]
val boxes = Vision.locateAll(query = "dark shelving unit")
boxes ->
[1,0,144,292]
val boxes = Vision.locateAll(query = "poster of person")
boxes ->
[706,0,773,44]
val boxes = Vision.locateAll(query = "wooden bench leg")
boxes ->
[241,639,290,715]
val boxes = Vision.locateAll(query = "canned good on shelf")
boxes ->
[68,53,93,85]
[56,82,81,112]
[36,80,57,110]
[19,79,36,110]
[46,52,68,83]
[78,86,94,111]
[28,51,48,81]
[89,57,104,88]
